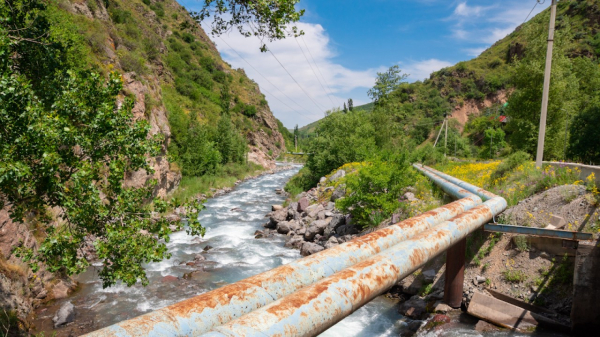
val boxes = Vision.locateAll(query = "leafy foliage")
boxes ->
[191,0,305,51]
[0,0,207,288]
[337,155,416,229]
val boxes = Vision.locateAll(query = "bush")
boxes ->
[109,8,131,24]
[174,78,200,100]
[491,151,531,182]
[189,70,213,90]
[213,70,227,83]
[182,32,195,43]
[200,56,216,73]
[337,154,416,229]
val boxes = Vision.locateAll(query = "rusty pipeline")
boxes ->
[414,164,498,201]
[83,165,493,337]
[200,195,507,337]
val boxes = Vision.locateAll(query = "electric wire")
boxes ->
[523,0,545,24]
[217,36,315,121]
[243,21,328,113]
[292,35,337,107]
[300,35,343,107]
[267,48,329,112]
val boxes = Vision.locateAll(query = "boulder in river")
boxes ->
[272,205,283,211]
[300,242,324,256]
[53,302,74,328]
[399,296,428,320]
[304,218,331,241]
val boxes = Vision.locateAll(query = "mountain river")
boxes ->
[34,164,567,337]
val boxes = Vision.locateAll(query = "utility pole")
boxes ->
[535,0,557,168]
[433,119,445,147]
[563,110,569,160]
[444,113,448,157]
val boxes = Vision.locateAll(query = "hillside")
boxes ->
[64,0,288,189]
[0,0,291,328]
[300,0,600,139]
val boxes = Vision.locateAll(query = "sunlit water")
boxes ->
[35,164,568,336]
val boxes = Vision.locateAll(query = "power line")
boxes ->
[267,48,328,112]
[523,0,545,24]
[300,35,343,107]
[243,21,328,113]
[292,36,337,107]
[217,36,315,121]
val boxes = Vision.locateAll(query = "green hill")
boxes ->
[290,0,600,191]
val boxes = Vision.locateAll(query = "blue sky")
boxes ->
[179,0,549,128]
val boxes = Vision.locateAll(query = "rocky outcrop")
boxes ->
[258,187,359,257]
[0,208,75,322]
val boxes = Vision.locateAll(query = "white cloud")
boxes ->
[206,22,383,127]
[453,2,487,17]
[402,59,454,82]
[448,0,549,45]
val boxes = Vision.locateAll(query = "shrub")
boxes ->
[109,8,132,24]
[189,70,213,90]
[200,56,216,73]
[182,32,195,43]
[213,70,227,83]
[337,154,416,229]
[174,78,200,100]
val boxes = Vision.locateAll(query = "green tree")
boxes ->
[505,15,577,160]
[367,65,408,104]
[0,0,204,287]
[348,98,354,111]
[191,0,305,51]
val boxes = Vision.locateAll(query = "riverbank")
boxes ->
[31,165,302,336]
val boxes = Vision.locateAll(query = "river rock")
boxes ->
[266,208,287,228]
[306,204,324,218]
[324,236,339,249]
[277,220,299,235]
[475,320,497,332]
[254,230,265,238]
[53,302,75,328]
[400,296,428,320]
[194,254,205,262]
[272,205,283,211]
[433,301,453,314]
[304,218,332,241]
[297,198,309,212]
[52,280,70,300]
[317,211,326,220]
[285,236,304,249]
[300,242,324,256]
[336,224,359,236]
[323,215,346,237]
[319,177,326,184]
[203,245,213,251]
[326,202,335,210]
[422,269,437,283]
[162,275,178,282]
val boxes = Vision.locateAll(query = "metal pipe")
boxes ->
[415,164,498,201]
[84,181,482,336]
[201,196,507,337]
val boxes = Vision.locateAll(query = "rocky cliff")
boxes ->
[0,0,288,325]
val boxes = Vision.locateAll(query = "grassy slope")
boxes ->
[62,0,293,199]
[298,1,599,139]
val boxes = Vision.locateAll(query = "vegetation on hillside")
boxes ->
[289,1,600,199]
[0,0,204,287]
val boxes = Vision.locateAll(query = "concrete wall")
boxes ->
[544,161,600,184]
